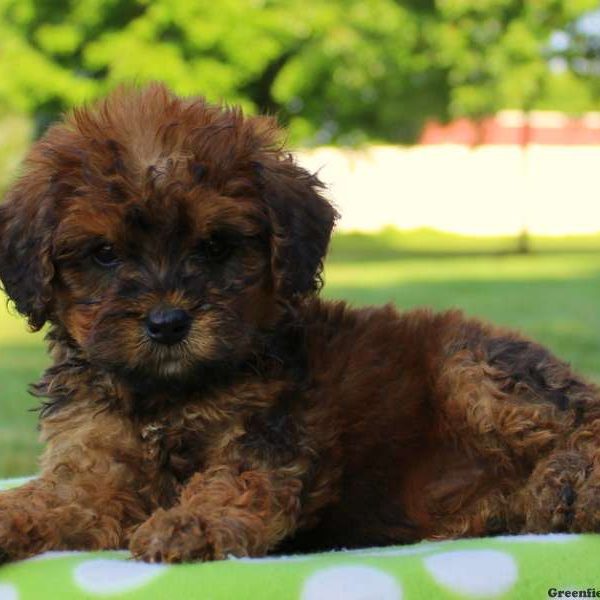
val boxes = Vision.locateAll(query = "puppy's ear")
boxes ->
[256,155,338,299]
[0,174,56,331]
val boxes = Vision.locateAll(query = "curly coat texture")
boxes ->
[1,84,600,563]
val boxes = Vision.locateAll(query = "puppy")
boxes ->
[0,84,599,564]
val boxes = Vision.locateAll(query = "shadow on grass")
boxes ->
[328,230,600,263]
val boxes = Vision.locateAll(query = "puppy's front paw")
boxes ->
[0,510,39,563]
[129,508,224,563]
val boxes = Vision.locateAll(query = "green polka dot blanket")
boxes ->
[1,478,598,599]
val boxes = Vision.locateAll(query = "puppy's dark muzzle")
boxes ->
[145,308,191,345]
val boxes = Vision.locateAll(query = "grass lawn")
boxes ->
[1,229,600,477]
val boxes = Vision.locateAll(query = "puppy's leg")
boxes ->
[0,408,150,561]
[130,466,303,563]
[0,475,146,561]
[429,337,600,537]
[569,419,600,531]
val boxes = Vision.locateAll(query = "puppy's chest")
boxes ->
[138,394,303,484]
[140,417,212,484]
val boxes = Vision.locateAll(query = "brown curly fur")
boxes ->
[1,84,600,564]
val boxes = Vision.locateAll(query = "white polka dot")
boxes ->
[493,533,580,543]
[74,559,168,595]
[424,550,517,597]
[0,476,35,491]
[0,584,18,600]
[302,566,401,600]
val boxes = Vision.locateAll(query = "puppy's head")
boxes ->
[0,84,337,383]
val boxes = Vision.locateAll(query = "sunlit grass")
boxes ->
[0,114,32,197]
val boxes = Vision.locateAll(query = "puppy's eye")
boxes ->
[92,244,120,268]
[202,235,233,262]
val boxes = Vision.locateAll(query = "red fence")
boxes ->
[420,111,600,145]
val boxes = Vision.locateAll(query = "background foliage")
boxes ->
[0,0,599,146]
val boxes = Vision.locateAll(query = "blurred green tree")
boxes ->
[0,0,598,144]
[429,0,599,126]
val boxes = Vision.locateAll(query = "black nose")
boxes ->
[145,308,191,345]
